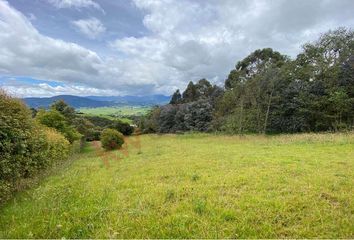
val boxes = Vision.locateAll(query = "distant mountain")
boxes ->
[22,94,171,109]
[23,95,116,109]
[86,95,171,105]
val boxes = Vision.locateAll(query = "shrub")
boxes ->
[0,91,33,186]
[101,128,124,150]
[84,116,134,136]
[0,91,70,204]
[36,109,81,143]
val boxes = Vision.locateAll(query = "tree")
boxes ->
[182,81,197,102]
[51,100,76,123]
[225,48,287,89]
[219,48,288,134]
[194,79,213,99]
[36,109,81,143]
[290,28,354,131]
[170,89,182,104]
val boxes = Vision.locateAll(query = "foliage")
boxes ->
[36,109,81,143]
[84,115,134,136]
[51,100,76,123]
[170,89,182,104]
[217,28,354,134]
[100,128,124,150]
[139,28,353,135]
[137,106,161,133]
[139,79,223,133]
[0,91,70,203]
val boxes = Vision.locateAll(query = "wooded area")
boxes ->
[139,28,354,134]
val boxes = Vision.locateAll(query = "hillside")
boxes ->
[23,94,170,109]
[1,133,353,238]
[23,95,116,109]
[86,95,170,105]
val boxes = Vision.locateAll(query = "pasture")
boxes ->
[0,133,353,238]
[79,106,150,120]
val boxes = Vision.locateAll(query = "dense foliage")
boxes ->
[139,28,354,134]
[0,92,70,203]
[100,128,124,150]
[36,109,81,143]
[84,115,134,136]
[139,79,223,133]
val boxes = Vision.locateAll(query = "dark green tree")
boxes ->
[182,81,197,102]
[170,89,182,104]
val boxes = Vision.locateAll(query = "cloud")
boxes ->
[2,81,120,97]
[47,0,104,13]
[72,18,106,39]
[110,0,354,87]
[1,0,354,97]
[0,1,103,84]
[0,1,153,95]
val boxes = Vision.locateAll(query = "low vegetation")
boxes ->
[0,133,353,238]
[0,92,71,203]
[100,128,124,150]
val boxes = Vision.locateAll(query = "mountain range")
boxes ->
[23,95,170,109]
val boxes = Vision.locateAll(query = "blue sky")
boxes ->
[1,0,354,97]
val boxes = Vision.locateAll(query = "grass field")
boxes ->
[0,133,353,238]
[78,106,151,124]
[79,106,151,122]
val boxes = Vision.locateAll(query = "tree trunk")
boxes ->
[239,97,244,135]
[263,88,274,134]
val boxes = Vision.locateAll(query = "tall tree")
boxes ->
[182,81,197,102]
[170,89,182,104]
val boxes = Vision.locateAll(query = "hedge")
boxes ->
[0,91,71,203]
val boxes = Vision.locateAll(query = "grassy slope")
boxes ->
[0,133,353,238]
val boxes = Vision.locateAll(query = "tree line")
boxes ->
[138,28,354,134]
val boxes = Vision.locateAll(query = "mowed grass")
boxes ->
[0,133,353,238]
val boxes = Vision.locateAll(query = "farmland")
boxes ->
[78,106,151,123]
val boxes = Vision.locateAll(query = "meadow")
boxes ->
[79,106,151,123]
[0,133,353,238]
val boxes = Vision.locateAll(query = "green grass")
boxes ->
[79,106,151,123]
[79,106,150,116]
[1,133,353,238]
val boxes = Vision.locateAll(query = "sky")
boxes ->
[0,0,354,97]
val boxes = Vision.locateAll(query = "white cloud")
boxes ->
[2,82,120,98]
[72,18,106,39]
[0,0,154,95]
[1,0,354,97]
[109,0,354,88]
[48,0,104,13]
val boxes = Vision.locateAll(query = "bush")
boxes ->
[36,109,81,143]
[84,115,134,136]
[0,91,70,203]
[101,128,124,150]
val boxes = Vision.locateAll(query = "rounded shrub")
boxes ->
[101,128,124,150]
